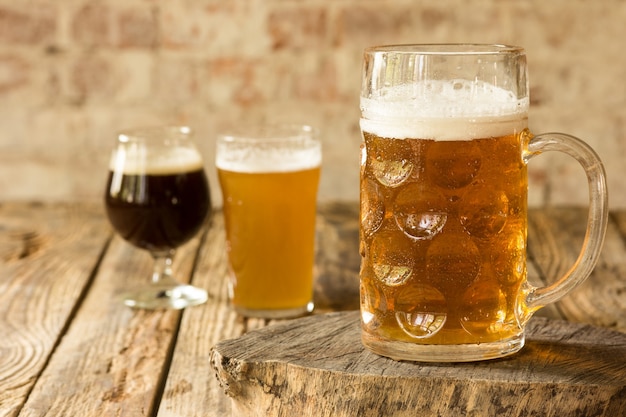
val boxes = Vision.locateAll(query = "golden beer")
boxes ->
[216,124,321,318]
[359,44,608,362]
[218,167,320,314]
[360,126,529,348]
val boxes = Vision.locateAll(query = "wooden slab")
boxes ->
[18,220,206,416]
[0,203,111,416]
[314,202,361,311]
[211,311,626,417]
[528,208,626,331]
[157,211,243,417]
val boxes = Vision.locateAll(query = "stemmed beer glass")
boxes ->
[104,126,211,309]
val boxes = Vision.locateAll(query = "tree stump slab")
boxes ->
[211,311,626,417]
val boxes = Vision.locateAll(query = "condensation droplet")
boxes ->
[459,279,507,337]
[459,185,509,239]
[491,229,526,286]
[426,232,481,290]
[398,213,447,239]
[427,140,482,189]
[394,283,447,339]
[393,183,447,240]
[360,280,386,332]
[396,312,448,339]
[370,230,414,286]
[360,178,385,237]
[372,157,413,188]
[373,264,413,286]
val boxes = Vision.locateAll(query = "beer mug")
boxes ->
[216,124,322,318]
[359,44,608,362]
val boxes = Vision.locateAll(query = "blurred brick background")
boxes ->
[0,0,623,208]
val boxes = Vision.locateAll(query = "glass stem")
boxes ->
[151,249,176,285]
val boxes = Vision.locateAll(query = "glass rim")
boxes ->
[117,125,193,143]
[364,43,525,56]
[217,123,318,144]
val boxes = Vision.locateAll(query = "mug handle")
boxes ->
[521,131,609,320]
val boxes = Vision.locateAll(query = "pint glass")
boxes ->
[359,44,608,362]
[217,124,321,318]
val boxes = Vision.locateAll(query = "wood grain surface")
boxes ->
[211,311,626,417]
[0,203,624,417]
[0,203,111,417]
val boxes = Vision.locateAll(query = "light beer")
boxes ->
[360,80,529,352]
[359,44,608,362]
[217,126,321,318]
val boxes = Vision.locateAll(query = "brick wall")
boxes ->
[0,0,623,208]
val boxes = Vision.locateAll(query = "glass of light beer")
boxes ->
[104,126,211,309]
[359,44,608,362]
[216,124,322,318]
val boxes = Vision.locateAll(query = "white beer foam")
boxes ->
[361,79,529,140]
[216,144,322,173]
[109,146,204,175]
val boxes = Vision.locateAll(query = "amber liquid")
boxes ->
[218,167,320,313]
[360,132,528,345]
[105,169,211,252]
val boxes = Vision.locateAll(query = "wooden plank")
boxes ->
[18,217,206,416]
[211,311,626,417]
[527,208,584,283]
[529,208,626,332]
[611,211,626,238]
[314,202,360,312]
[566,211,626,332]
[526,208,573,321]
[157,212,243,417]
[157,202,361,416]
[0,203,111,417]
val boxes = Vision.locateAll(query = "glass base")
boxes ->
[233,301,314,319]
[361,332,525,362]
[122,283,208,310]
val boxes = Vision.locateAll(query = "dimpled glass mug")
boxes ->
[359,44,608,362]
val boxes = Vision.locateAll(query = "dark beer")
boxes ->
[105,167,210,252]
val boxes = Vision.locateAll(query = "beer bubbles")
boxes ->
[359,44,609,362]
[360,79,529,348]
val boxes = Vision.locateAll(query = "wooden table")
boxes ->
[0,202,625,416]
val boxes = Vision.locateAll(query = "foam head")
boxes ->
[361,80,529,141]
[109,126,204,175]
[109,145,204,175]
[216,125,322,173]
